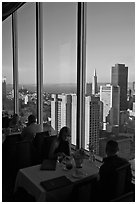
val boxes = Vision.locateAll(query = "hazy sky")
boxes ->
[2,2,135,84]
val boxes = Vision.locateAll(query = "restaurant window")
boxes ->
[2,16,14,117]
[43,2,77,143]
[86,2,135,160]
[17,3,36,125]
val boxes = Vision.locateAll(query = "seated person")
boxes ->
[21,114,42,141]
[49,126,71,160]
[97,140,132,201]
[9,114,22,132]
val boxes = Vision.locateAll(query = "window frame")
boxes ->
[4,2,87,149]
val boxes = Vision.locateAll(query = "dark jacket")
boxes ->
[55,140,70,156]
[98,155,132,201]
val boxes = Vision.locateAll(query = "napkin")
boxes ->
[40,176,72,191]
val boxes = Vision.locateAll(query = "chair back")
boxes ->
[71,176,97,201]
[16,140,33,170]
[111,191,134,202]
[41,135,57,160]
[36,131,50,137]
[2,117,10,128]
[3,133,21,174]
[114,163,131,197]
[33,131,50,162]
[6,133,21,144]
[98,162,132,201]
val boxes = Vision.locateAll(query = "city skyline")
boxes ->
[2,2,135,84]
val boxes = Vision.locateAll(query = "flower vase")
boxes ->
[74,157,83,168]
[89,151,95,162]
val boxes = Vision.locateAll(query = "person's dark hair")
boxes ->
[58,126,70,141]
[106,140,119,156]
[28,114,36,125]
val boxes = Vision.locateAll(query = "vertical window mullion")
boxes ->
[36,2,43,128]
[76,2,87,149]
[12,11,19,115]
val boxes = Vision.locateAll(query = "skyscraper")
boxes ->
[86,83,92,96]
[133,81,135,93]
[84,95,100,154]
[111,63,128,111]
[92,69,98,95]
[2,76,7,110]
[100,84,120,130]
[51,93,77,145]
[51,94,58,135]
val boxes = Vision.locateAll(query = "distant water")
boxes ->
[6,83,77,94]
[6,82,134,94]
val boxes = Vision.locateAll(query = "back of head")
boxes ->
[106,140,119,157]
[28,114,36,125]
[58,126,70,141]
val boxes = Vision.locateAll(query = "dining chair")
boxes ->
[71,175,97,201]
[36,131,50,138]
[94,162,132,201]
[3,133,21,175]
[5,133,21,144]
[2,117,10,128]
[114,163,132,198]
[110,191,134,202]
[41,135,57,160]
[16,140,34,171]
[32,131,50,162]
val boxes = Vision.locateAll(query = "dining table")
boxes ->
[14,159,101,201]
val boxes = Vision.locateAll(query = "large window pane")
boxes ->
[43,3,77,143]
[86,2,135,160]
[17,3,36,124]
[2,16,14,116]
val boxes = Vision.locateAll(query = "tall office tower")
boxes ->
[92,69,98,95]
[2,77,7,110]
[84,96,100,154]
[89,96,100,154]
[51,94,58,135]
[57,94,67,133]
[70,94,77,145]
[99,100,103,130]
[86,83,92,96]
[51,93,77,144]
[100,84,120,130]
[133,81,135,93]
[84,96,91,150]
[58,94,77,145]
[111,63,128,111]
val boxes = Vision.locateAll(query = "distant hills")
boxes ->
[6,82,134,94]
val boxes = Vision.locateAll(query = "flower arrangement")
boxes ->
[87,143,95,162]
[87,143,94,152]
[73,148,86,168]
[73,148,85,159]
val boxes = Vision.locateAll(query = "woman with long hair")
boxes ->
[49,126,71,159]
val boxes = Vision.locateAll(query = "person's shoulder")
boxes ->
[21,126,28,136]
[116,156,130,165]
[33,123,41,128]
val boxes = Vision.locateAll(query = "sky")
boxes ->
[2,2,135,84]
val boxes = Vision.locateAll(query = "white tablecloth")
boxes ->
[14,159,100,201]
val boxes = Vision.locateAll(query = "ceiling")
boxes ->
[2,2,26,21]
